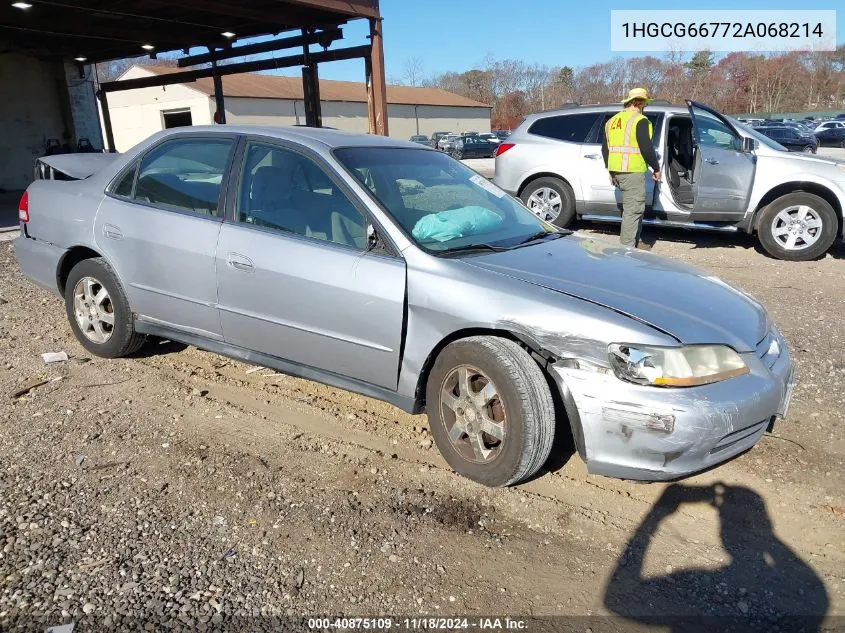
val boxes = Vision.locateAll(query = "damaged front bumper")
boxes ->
[549,331,794,481]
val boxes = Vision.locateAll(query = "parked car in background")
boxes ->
[431,132,451,149]
[754,126,818,153]
[451,135,497,159]
[13,125,795,487]
[815,126,845,148]
[815,120,845,134]
[495,130,511,140]
[758,120,816,136]
[494,100,845,260]
[438,134,461,152]
[478,132,501,145]
[410,135,431,146]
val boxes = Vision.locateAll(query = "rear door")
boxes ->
[585,111,664,215]
[687,101,756,220]
[94,134,237,339]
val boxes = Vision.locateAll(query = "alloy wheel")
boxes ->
[72,276,115,343]
[526,187,562,222]
[439,365,506,464]
[770,205,823,251]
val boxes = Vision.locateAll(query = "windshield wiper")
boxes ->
[515,229,572,246]
[439,243,511,256]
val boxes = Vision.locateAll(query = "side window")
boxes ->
[133,138,233,216]
[236,142,366,250]
[528,113,600,144]
[112,163,137,198]
[691,105,741,151]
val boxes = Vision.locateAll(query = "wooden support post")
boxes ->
[302,63,322,127]
[211,52,226,124]
[367,17,388,136]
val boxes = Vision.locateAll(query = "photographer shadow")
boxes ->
[604,483,829,633]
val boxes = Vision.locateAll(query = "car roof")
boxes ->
[155,124,425,151]
[519,103,688,125]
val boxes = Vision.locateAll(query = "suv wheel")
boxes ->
[757,193,837,261]
[426,336,555,487]
[802,145,815,153]
[520,177,576,228]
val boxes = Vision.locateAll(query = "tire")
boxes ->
[64,257,146,358]
[757,193,838,261]
[453,150,463,160]
[519,176,576,228]
[426,336,555,487]
[802,145,815,153]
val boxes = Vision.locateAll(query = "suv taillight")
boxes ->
[18,191,29,223]
[494,143,514,157]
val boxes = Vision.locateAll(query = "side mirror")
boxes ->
[742,136,758,153]
[366,224,378,252]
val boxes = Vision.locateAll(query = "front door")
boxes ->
[687,101,756,221]
[215,140,406,390]
[93,135,236,339]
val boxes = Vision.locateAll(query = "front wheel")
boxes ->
[426,337,555,487]
[520,177,576,228]
[64,257,146,357]
[802,145,816,153]
[757,193,838,261]
[453,150,463,160]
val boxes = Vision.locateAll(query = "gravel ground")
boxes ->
[1,229,844,633]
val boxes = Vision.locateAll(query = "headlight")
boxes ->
[608,344,748,387]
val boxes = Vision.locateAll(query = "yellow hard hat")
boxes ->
[622,87,654,105]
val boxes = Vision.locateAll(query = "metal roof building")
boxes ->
[105,65,492,150]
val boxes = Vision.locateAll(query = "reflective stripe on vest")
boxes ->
[605,110,652,173]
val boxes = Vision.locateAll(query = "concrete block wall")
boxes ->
[64,62,104,150]
[0,49,104,191]
[0,50,65,190]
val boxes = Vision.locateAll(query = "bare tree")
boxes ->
[95,55,178,83]
[402,57,425,87]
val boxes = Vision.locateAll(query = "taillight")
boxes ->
[495,143,515,157]
[18,191,29,223]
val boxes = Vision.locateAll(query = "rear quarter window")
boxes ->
[528,113,601,143]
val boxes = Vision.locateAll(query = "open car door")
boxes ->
[686,100,756,221]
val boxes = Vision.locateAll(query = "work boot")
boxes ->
[636,242,653,251]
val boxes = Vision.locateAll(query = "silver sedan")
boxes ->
[14,126,793,486]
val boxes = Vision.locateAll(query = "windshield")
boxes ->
[729,118,788,152]
[334,147,555,253]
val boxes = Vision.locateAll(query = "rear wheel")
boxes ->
[64,257,145,357]
[520,177,576,228]
[802,145,816,153]
[757,193,838,261]
[426,337,555,487]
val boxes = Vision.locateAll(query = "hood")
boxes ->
[755,149,845,174]
[38,153,121,180]
[465,235,768,352]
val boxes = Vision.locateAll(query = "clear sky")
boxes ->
[262,0,843,84]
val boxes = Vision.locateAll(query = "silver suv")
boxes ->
[494,101,845,260]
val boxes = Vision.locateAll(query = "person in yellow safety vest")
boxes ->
[601,87,661,250]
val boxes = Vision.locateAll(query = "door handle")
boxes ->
[103,223,123,240]
[226,252,254,272]
[704,157,720,165]
[583,153,601,160]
